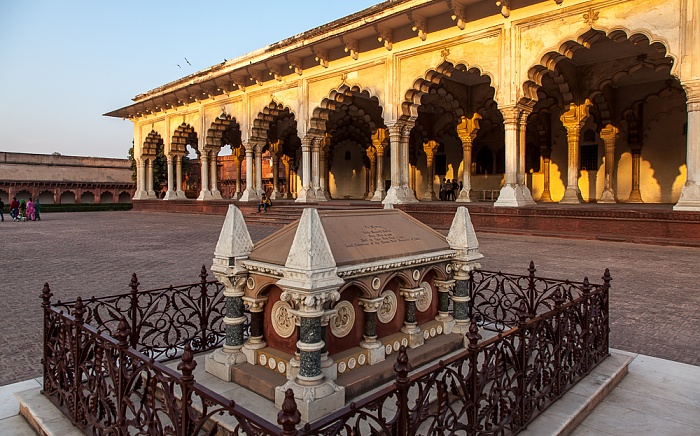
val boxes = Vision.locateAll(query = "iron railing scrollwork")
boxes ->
[42,263,610,435]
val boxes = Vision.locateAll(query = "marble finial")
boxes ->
[446,207,481,259]
[285,208,336,271]
[214,205,253,260]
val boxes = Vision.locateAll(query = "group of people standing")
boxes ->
[0,197,41,222]
[439,178,463,201]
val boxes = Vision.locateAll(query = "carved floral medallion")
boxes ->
[271,301,295,338]
[377,290,397,324]
[330,301,355,338]
[416,281,433,312]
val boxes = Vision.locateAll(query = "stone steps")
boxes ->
[15,349,632,435]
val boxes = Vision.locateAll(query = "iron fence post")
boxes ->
[41,283,53,394]
[602,269,612,353]
[517,300,529,427]
[129,274,140,349]
[177,344,197,435]
[277,389,301,436]
[72,297,86,426]
[394,345,412,436]
[114,317,130,434]
[553,288,565,398]
[527,261,537,317]
[466,318,481,434]
[581,277,591,373]
[199,266,209,351]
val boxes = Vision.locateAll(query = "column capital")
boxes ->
[399,287,426,302]
[242,296,268,312]
[434,279,456,292]
[281,289,341,317]
[358,297,385,312]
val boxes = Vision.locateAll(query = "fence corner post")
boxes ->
[394,345,412,436]
[129,273,140,348]
[278,388,301,436]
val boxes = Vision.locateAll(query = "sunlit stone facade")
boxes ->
[107,0,700,210]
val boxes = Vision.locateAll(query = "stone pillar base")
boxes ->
[295,186,318,202]
[204,348,247,382]
[132,190,149,200]
[382,186,418,205]
[598,189,616,204]
[452,321,471,336]
[400,325,425,348]
[210,189,223,200]
[494,184,536,207]
[674,183,700,211]
[275,380,345,423]
[321,356,337,381]
[456,189,472,203]
[242,340,266,364]
[163,190,178,200]
[197,190,213,201]
[370,189,386,201]
[559,187,583,204]
[238,188,259,202]
[421,191,437,201]
[435,315,456,334]
[269,189,282,200]
[175,190,187,199]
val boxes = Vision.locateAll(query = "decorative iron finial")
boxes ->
[528,261,536,278]
[115,317,130,348]
[200,265,208,283]
[517,299,529,325]
[467,318,481,350]
[582,277,591,294]
[394,345,412,386]
[177,344,197,383]
[278,388,301,434]
[602,268,612,286]
[130,273,140,293]
[553,287,566,308]
[41,283,53,307]
[73,297,85,323]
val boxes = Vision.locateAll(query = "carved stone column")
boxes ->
[559,103,590,204]
[540,147,553,202]
[358,297,385,364]
[175,155,186,198]
[598,125,618,203]
[457,114,480,202]
[242,296,268,362]
[197,152,211,200]
[311,137,325,201]
[254,144,264,196]
[232,151,242,199]
[675,80,700,210]
[239,142,259,202]
[365,147,376,200]
[628,144,644,203]
[320,145,331,200]
[296,135,317,202]
[434,279,456,333]
[399,287,425,348]
[210,149,223,200]
[281,155,291,199]
[495,105,535,207]
[163,155,176,200]
[371,129,388,201]
[146,158,156,198]
[422,140,438,201]
[205,205,254,381]
[383,123,417,204]
[270,154,281,199]
[133,158,148,199]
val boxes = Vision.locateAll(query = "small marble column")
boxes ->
[372,144,386,201]
[296,136,317,202]
[495,106,535,207]
[163,155,176,200]
[133,158,147,199]
[358,297,385,364]
[399,287,425,348]
[175,155,185,198]
[422,141,438,201]
[197,152,211,200]
[242,297,268,363]
[365,148,376,200]
[434,279,456,333]
[233,153,242,199]
[320,145,331,200]
[311,139,322,199]
[456,114,480,202]
[598,125,618,203]
[254,145,263,196]
[675,81,700,210]
[210,149,222,199]
[270,153,281,199]
[281,155,291,199]
[146,158,156,198]
[239,143,258,202]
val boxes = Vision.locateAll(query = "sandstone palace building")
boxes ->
[106,0,700,211]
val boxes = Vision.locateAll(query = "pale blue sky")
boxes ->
[0,1,379,159]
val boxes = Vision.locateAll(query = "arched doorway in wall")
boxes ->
[16,190,31,201]
[402,61,503,201]
[523,29,686,204]
[206,113,243,199]
[171,123,199,198]
[38,190,55,204]
[60,191,76,204]
[100,191,114,203]
[311,85,386,200]
[251,103,300,199]
[118,192,131,203]
[0,190,8,203]
[81,192,95,204]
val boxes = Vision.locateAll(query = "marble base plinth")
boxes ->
[275,379,345,423]
[204,348,247,382]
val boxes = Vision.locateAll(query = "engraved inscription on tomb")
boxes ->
[344,225,421,249]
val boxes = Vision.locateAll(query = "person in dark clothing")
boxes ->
[257,193,271,213]
[0,198,4,221]
[10,197,19,220]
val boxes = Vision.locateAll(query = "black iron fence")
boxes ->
[42,263,610,435]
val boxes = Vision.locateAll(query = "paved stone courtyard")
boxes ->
[1,210,698,387]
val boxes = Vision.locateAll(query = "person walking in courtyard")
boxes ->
[27,198,35,221]
[0,198,4,222]
[257,193,271,213]
[10,197,19,221]
[34,198,41,221]
[18,199,27,221]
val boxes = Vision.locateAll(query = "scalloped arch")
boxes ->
[251,101,297,142]
[401,60,495,122]
[523,27,677,102]
[205,113,242,149]
[310,84,385,135]
[171,123,197,154]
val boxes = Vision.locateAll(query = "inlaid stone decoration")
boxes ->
[206,206,483,422]
[377,290,397,323]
